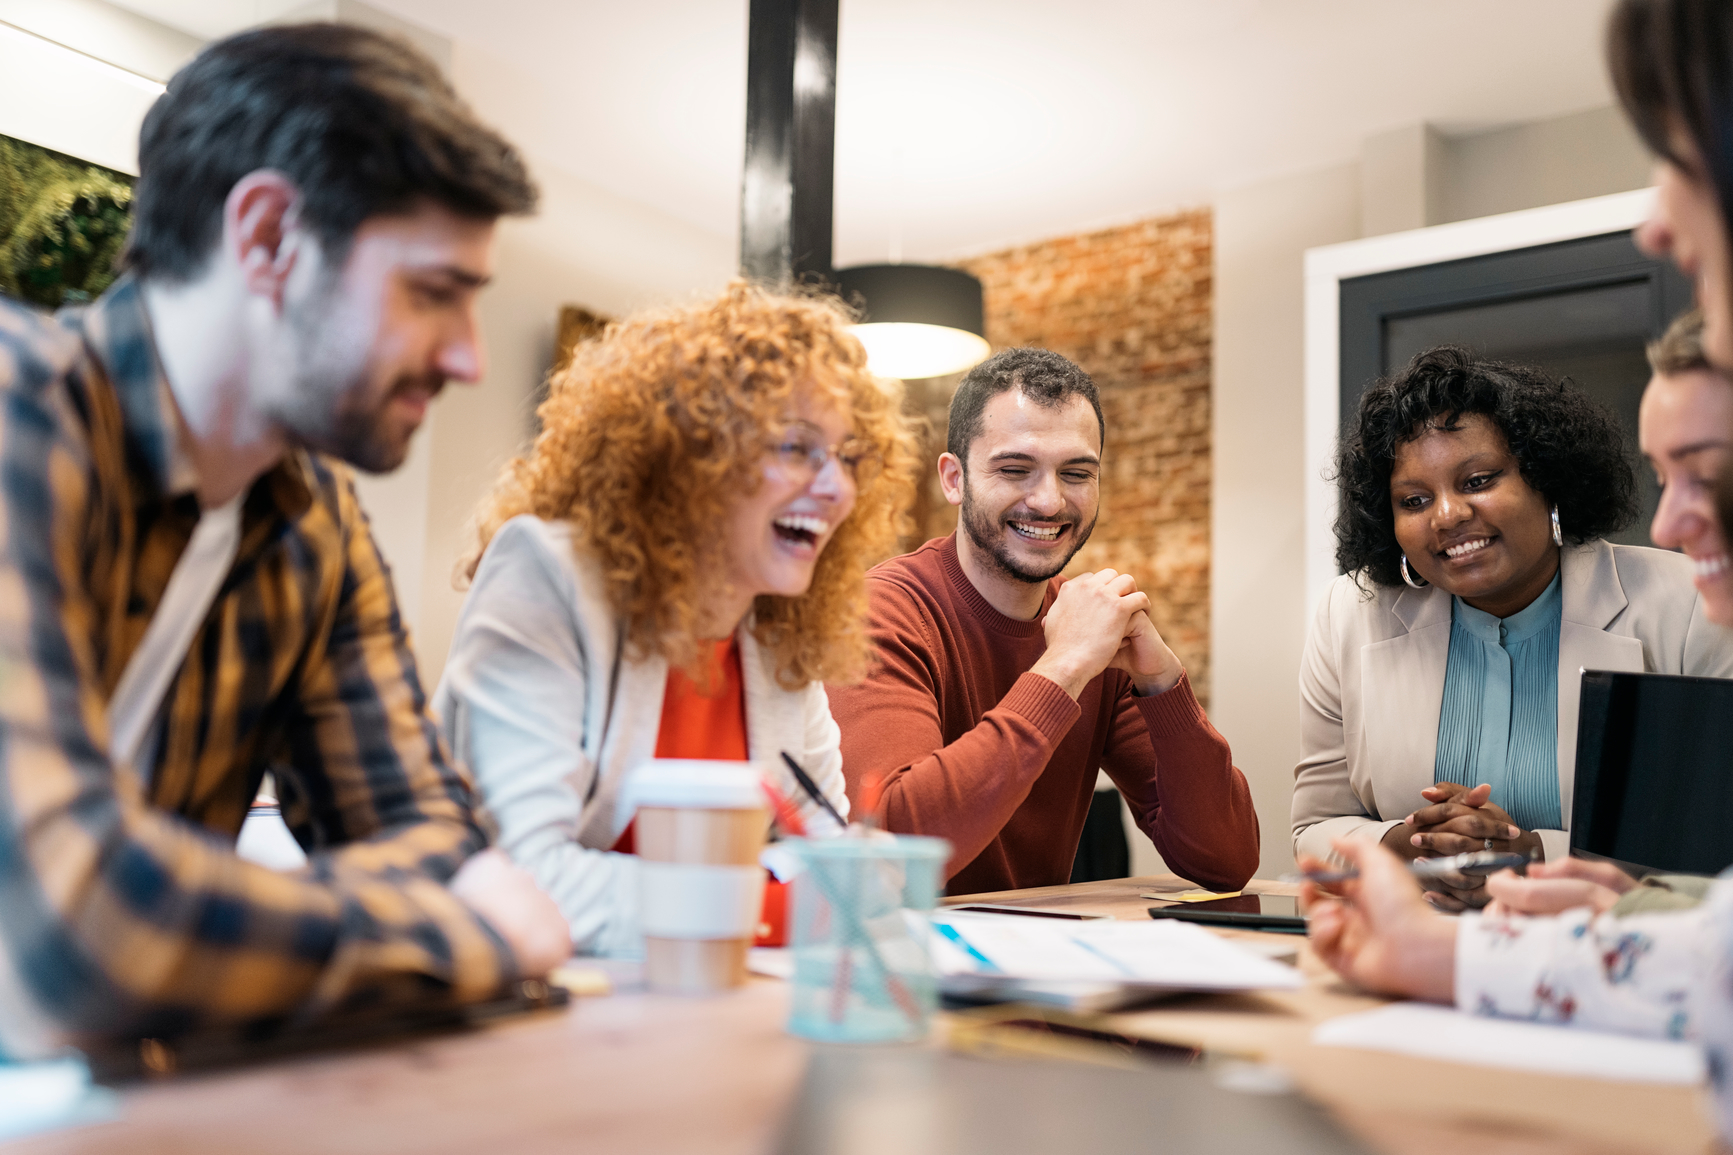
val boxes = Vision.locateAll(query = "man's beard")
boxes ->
[269,289,441,474]
[959,476,1097,584]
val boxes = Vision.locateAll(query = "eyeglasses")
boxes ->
[772,429,881,484]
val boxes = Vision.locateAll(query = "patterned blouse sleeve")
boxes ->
[1696,879,1733,1141]
[1455,903,1710,1040]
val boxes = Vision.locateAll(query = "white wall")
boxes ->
[1357,104,1654,236]
[0,0,196,80]
[412,113,737,686]
[1441,105,1651,225]
[1359,123,1445,238]
[1211,163,1362,882]
[0,17,166,174]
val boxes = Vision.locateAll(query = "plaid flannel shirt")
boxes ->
[0,277,514,1047]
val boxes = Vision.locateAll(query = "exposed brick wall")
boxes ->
[923,210,1214,702]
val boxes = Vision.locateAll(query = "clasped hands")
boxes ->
[1029,568,1184,701]
[1376,782,1639,914]
[1378,781,1544,911]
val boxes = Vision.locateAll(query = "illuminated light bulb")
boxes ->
[850,322,992,380]
[835,264,989,381]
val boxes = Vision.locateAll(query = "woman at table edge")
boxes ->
[1291,344,1733,901]
[432,282,917,955]
[1306,0,1733,1138]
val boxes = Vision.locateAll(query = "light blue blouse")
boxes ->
[1433,573,1563,831]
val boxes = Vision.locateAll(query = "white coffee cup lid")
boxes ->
[623,759,766,811]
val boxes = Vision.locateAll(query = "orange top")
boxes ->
[611,638,749,854]
[653,638,750,762]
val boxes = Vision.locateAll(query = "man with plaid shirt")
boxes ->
[0,23,569,1050]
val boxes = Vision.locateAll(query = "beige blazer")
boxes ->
[432,516,849,956]
[1292,540,1733,864]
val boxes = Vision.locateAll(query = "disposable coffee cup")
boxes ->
[625,760,769,994]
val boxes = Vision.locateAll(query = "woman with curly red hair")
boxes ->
[433,281,917,956]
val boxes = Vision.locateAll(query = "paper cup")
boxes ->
[625,760,769,993]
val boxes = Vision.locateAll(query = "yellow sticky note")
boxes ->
[1139,889,1242,903]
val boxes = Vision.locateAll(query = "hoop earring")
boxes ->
[1550,504,1563,548]
[1400,554,1429,589]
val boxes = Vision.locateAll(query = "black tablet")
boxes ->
[1573,669,1733,875]
[1146,893,1306,934]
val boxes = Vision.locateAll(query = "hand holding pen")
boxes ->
[1302,839,1458,1004]
[1292,848,1534,886]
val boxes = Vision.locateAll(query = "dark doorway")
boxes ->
[1338,231,1693,547]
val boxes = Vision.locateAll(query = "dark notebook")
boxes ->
[1572,668,1733,874]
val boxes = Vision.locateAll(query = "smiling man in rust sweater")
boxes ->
[828,348,1258,894]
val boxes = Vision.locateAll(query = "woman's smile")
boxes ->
[1438,535,1496,562]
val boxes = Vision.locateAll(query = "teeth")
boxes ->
[774,514,828,536]
[1445,538,1491,559]
[1695,553,1730,579]
[1010,522,1061,540]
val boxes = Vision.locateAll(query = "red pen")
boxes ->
[760,779,807,837]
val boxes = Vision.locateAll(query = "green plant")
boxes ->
[0,135,135,309]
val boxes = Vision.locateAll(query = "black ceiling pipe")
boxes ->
[740,0,837,286]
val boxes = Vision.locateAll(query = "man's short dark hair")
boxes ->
[124,22,537,282]
[946,347,1105,465]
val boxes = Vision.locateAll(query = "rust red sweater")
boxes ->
[828,535,1259,895]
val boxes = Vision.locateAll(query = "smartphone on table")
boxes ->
[1146,893,1306,934]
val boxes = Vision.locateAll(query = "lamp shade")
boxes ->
[835,263,991,380]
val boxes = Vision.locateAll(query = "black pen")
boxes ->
[779,751,847,828]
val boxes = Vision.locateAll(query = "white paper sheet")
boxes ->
[1312,1001,1706,1085]
[929,914,1304,993]
[747,947,794,980]
[0,1057,117,1141]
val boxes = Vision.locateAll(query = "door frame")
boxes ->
[1301,188,1655,613]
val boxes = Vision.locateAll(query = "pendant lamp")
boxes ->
[739,1,990,380]
[834,263,991,380]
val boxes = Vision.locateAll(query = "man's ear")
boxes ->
[224,170,305,306]
[937,451,965,508]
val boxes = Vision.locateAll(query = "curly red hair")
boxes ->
[464,280,918,688]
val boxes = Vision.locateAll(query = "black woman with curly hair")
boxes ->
[1292,345,1733,909]
[1297,7,1733,1136]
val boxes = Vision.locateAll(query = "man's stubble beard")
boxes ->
[959,472,1097,584]
[270,283,436,475]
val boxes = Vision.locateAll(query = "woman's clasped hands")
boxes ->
[1374,780,1637,914]
[1378,781,1541,910]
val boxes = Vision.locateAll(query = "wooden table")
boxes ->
[958,877,1717,1155]
[10,876,1717,1155]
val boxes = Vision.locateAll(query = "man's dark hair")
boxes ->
[1334,346,1639,589]
[124,22,537,282]
[946,347,1105,465]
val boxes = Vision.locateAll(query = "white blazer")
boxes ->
[432,515,849,956]
[1292,540,1733,864]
